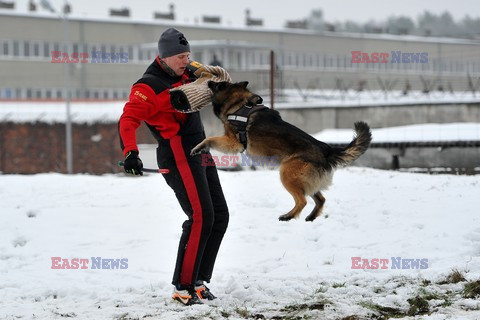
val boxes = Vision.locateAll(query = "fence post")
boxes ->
[270,50,275,109]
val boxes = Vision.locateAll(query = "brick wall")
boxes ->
[0,122,156,174]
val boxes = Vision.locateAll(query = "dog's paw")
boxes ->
[305,215,316,222]
[278,214,293,222]
[190,143,209,156]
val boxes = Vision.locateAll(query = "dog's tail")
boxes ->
[328,121,372,167]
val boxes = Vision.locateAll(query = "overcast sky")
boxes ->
[13,0,480,28]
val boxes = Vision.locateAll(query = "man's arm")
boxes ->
[118,83,157,155]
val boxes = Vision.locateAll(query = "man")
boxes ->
[118,28,229,306]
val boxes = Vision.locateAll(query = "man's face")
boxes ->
[162,52,190,76]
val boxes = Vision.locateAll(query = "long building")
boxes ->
[1,11,480,101]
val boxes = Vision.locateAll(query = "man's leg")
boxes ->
[196,164,229,283]
[166,136,215,288]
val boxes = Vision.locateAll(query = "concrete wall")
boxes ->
[354,147,480,172]
[0,121,155,174]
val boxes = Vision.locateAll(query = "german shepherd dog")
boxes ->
[191,81,372,222]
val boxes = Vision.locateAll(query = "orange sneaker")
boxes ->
[195,285,217,300]
[172,288,204,306]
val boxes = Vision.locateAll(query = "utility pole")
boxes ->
[40,0,73,174]
[270,50,275,109]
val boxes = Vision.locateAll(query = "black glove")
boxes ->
[123,151,143,176]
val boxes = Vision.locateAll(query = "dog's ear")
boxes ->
[238,81,249,88]
[209,81,229,92]
[208,80,217,90]
[218,82,229,91]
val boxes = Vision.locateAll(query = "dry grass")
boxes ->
[463,280,480,299]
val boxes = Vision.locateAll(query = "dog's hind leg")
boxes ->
[305,192,326,222]
[278,159,308,221]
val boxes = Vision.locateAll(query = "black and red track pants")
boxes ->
[157,134,229,287]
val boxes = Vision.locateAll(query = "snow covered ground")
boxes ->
[1,167,480,319]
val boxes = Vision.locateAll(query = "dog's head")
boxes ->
[208,81,263,119]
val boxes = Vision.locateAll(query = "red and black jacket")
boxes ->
[119,57,204,156]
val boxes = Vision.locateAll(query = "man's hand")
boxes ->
[186,60,204,76]
[123,151,143,176]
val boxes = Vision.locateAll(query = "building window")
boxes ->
[236,51,242,69]
[79,43,85,54]
[33,42,40,57]
[297,54,304,67]
[3,88,13,99]
[13,41,19,56]
[43,42,50,57]
[316,54,322,68]
[24,41,30,57]
[255,52,262,66]
[128,45,134,61]
[310,54,316,67]
[2,41,9,56]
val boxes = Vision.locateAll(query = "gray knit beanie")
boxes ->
[158,28,191,58]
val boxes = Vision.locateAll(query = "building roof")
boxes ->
[2,11,480,46]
